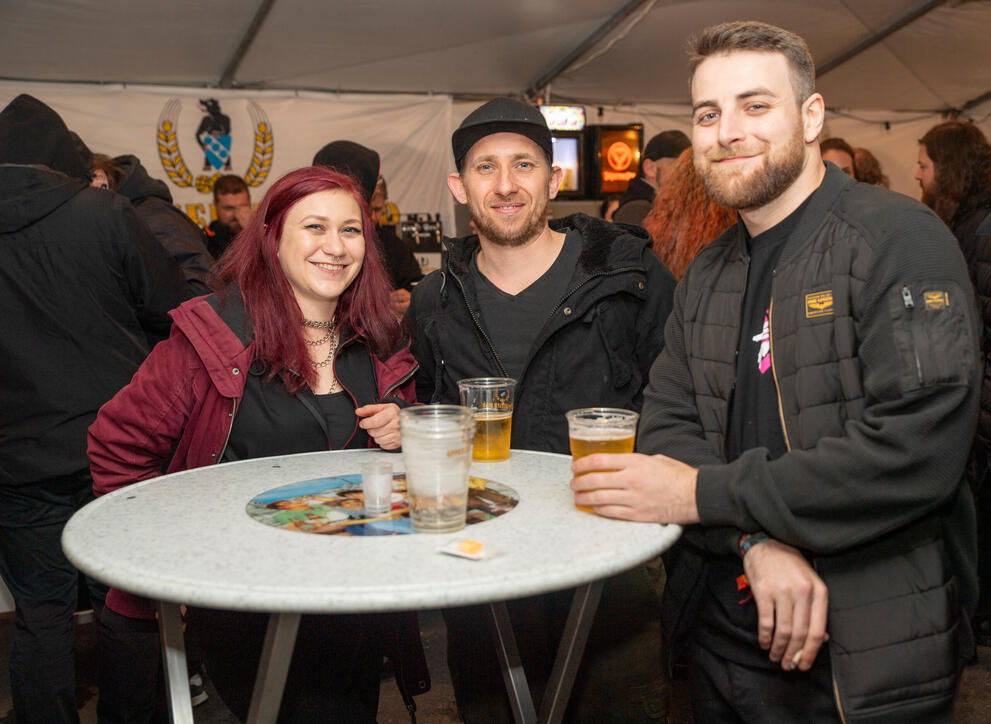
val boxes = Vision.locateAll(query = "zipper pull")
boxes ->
[901,285,914,310]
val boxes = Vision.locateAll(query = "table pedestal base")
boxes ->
[157,579,606,724]
[489,579,605,724]
[157,602,193,724]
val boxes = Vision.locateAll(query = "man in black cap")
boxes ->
[313,140,423,316]
[407,97,677,722]
[613,129,691,226]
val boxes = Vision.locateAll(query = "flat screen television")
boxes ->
[551,131,584,198]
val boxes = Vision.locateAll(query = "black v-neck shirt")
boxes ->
[696,189,821,667]
[470,229,581,380]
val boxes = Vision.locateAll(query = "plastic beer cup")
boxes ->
[565,408,639,513]
[457,377,516,462]
[400,405,476,533]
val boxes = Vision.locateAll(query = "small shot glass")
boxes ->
[361,461,394,516]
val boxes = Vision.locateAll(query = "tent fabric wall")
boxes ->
[3,82,991,244]
[0,82,455,236]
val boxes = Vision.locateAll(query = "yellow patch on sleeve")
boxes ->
[923,291,949,310]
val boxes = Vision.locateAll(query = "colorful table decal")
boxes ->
[247,474,519,536]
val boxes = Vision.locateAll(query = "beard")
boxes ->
[695,128,806,210]
[469,193,550,248]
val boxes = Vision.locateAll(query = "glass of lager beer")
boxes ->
[566,408,639,512]
[457,377,516,462]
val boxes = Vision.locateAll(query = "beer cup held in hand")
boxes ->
[566,407,639,512]
[457,377,516,462]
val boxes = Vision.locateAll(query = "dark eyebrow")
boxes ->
[693,87,778,114]
[471,151,541,164]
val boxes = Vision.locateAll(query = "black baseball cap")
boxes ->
[452,97,553,169]
[312,140,380,200]
[643,130,691,161]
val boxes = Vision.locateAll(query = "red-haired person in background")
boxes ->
[88,166,425,722]
[643,148,736,279]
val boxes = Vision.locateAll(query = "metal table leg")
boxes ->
[538,580,604,724]
[489,601,538,724]
[156,601,193,724]
[246,612,302,724]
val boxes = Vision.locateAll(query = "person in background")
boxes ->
[0,93,186,724]
[88,166,425,722]
[572,21,980,721]
[371,175,400,227]
[819,136,855,177]
[917,118,991,648]
[599,192,622,222]
[90,153,215,296]
[313,140,423,317]
[613,129,691,226]
[643,147,736,279]
[204,174,252,259]
[852,146,889,187]
[408,96,676,723]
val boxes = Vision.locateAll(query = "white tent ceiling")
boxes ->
[2,0,991,113]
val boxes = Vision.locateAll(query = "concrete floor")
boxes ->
[2,609,991,722]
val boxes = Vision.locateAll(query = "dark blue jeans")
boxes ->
[0,477,107,724]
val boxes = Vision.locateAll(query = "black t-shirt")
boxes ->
[696,190,820,667]
[223,369,364,462]
[470,229,581,380]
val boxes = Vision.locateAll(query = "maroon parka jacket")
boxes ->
[88,293,417,618]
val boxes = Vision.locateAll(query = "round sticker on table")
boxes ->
[246,474,519,536]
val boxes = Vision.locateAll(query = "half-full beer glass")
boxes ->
[457,377,516,462]
[400,405,476,533]
[565,407,639,512]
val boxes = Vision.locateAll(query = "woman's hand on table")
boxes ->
[356,402,401,450]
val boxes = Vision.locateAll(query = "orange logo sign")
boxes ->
[606,141,633,171]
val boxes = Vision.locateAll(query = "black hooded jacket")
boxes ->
[0,94,186,493]
[407,213,676,453]
[115,154,214,295]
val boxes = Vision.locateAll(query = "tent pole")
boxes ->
[218,0,278,89]
[523,0,652,101]
[817,0,945,77]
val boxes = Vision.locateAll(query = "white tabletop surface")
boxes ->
[63,449,681,613]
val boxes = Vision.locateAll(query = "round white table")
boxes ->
[63,449,681,723]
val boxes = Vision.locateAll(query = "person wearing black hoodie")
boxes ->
[0,94,186,723]
[113,154,215,296]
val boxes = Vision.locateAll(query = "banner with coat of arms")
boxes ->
[0,82,454,233]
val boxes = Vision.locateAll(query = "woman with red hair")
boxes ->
[88,166,420,722]
[644,148,736,279]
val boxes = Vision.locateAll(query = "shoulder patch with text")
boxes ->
[923,291,949,310]
[805,290,834,318]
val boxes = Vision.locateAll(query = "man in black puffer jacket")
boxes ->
[0,93,186,724]
[572,22,980,723]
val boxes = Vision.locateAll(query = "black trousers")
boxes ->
[188,608,383,723]
[0,480,107,724]
[687,641,841,724]
[97,608,169,724]
[444,563,668,723]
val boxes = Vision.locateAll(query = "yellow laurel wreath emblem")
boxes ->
[157,98,274,192]
[156,99,193,188]
[245,101,274,187]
